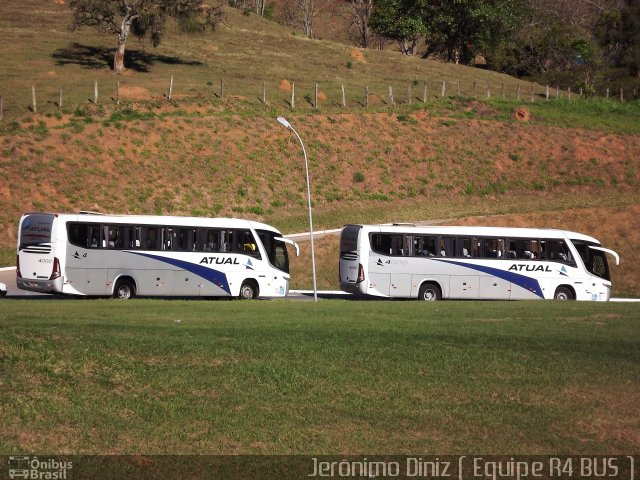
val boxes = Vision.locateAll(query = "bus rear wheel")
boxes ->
[239,280,258,300]
[554,286,574,300]
[114,279,136,300]
[418,283,441,301]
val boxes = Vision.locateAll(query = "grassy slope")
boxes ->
[1,300,638,454]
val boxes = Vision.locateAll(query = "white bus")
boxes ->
[339,224,620,301]
[17,212,299,299]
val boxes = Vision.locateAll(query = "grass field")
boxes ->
[1,299,638,454]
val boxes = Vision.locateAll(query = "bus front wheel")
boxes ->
[114,279,136,300]
[418,283,441,301]
[554,286,574,300]
[239,280,258,300]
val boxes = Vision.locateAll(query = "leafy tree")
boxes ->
[369,0,430,55]
[424,0,522,64]
[69,0,223,74]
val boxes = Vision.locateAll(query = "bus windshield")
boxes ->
[573,241,611,281]
[257,229,290,273]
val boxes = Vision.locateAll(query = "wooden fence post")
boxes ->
[457,81,461,96]
[530,84,535,103]
[262,82,267,104]
[545,85,549,101]
[168,75,174,100]
[220,78,224,99]
[341,83,346,108]
[94,80,99,104]
[116,81,120,105]
[606,87,610,100]
[315,82,318,108]
[291,82,295,109]
[365,85,369,109]
[486,84,491,99]
[407,84,412,104]
[441,81,446,98]
[517,85,521,101]
[423,81,427,103]
[58,88,63,110]
[32,86,37,113]
[620,88,624,102]
[388,85,394,105]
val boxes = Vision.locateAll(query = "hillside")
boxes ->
[0,0,639,295]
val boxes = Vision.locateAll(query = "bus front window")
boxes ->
[257,229,290,274]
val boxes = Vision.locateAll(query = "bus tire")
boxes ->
[554,286,574,300]
[239,280,258,300]
[114,278,136,300]
[418,282,441,301]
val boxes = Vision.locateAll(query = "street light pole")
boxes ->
[276,116,318,302]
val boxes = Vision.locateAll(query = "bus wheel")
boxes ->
[554,286,574,300]
[418,283,441,301]
[114,279,136,300]
[239,281,258,300]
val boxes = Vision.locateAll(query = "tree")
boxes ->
[345,0,375,48]
[424,0,522,64]
[69,0,223,74]
[369,0,430,55]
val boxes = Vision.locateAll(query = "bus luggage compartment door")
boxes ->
[449,276,480,299]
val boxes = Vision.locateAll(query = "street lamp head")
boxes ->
[276,116,291,129]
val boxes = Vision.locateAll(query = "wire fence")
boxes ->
[1,75,638,120]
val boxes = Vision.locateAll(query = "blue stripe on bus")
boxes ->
[127,252,231,295]
[433,259,544,298]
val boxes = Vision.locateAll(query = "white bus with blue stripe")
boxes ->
[17,212,298,299]
[339,224,619,301]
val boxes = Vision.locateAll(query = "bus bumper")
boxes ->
[17,276,63,294]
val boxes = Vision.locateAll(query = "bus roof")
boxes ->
[346,224,601,244]
[20,213,282,233]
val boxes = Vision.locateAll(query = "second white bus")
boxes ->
[339,224,619,301]
[17,212,298,299]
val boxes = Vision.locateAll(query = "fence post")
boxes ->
[517,85,521,101]
[423,81,427,103]
[291,82,295,109]
[606,87,610,100]
[116,81,120,105]
[530,84,535,103]
[620,88,624,103]
[262,82,267,104]
[457,81,461,96]
[32,85,37,113]
[58,88,63,110]
[365,85,369,109]
[341,83,346,108]
[545,85,549,101]
[94,80,99,104]
[441,81,446,98]
[168,75,174,100]
[407,84,412,105]
[486,84,491,99]
[388,85,394,105]
[220,78,224,99]
[315,82,318,108]
[0,96,3,120]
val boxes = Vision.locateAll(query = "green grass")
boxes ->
[1,299,638,454]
